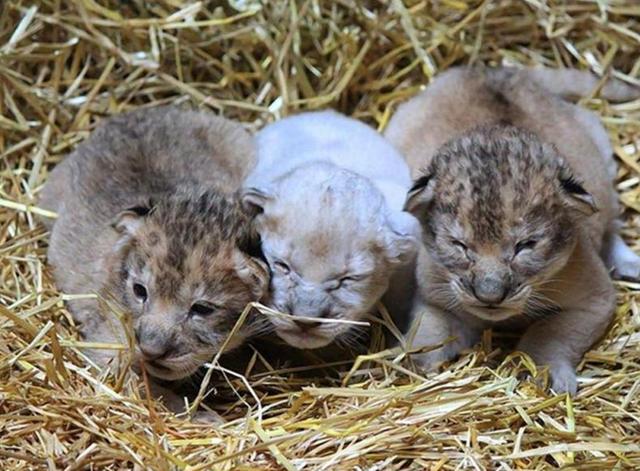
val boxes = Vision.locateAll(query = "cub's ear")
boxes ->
[404,174,435,217]
[559,173,598,216]
[233,247,270,299]
[241,187,273,216]
[383,211,421,264]
[111,205,151,235]
[238,228,267,264]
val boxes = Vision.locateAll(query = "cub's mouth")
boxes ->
[276,326,333,349]
[137,354,202,381]
[464,304,522,322]
[451,279,531,322]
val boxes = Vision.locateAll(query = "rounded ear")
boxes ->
[232,249,270,298]
[241,187,273,216]
[404,174,435,218]
[382,210,421,265]
[111,205,152,235]
[558,173,598,216]
[238,227,267,264]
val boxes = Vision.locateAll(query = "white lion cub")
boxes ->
[242,110,420,349]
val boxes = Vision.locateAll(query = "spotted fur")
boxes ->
[387,67,631,394]
[41,107,269,392]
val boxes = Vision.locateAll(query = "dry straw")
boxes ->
[1,0,640,469]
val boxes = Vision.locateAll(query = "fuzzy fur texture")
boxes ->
[386,67,640,394]
[41,107,269,390]
[243,110,420,349]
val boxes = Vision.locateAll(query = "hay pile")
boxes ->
[1,1,640,469]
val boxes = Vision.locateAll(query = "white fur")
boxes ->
[246,110,412,211]
[245,111,419,349]
[608,234,640,279]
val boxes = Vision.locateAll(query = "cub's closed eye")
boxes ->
[338,276,359,286]
[273,260,291,274]
[190,301,218,316]
[451,239,468,252]
[328,275,362,291]
[132,283,148,302]
[515,239,538,254]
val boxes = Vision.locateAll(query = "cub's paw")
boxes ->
[412,346,456,372]
[549,362,578,395]
[614,257,640,281]
[609,236,640,280]
[192,409,225,425]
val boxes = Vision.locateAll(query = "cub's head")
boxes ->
[406,125,597,322]
[242,163,420,349]
[107,189,269,380]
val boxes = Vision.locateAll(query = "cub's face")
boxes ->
[406,126,597,322]
[261,228,392,349]
[243,166,419,349]
[108,191,269,381]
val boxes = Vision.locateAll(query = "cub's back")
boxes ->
[385,67,614,240]
[40,107,256,298]
[40,106,255,220]
[249,110,411,210]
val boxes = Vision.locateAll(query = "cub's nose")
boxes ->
[291,307,331,331]
[135,329,170,361]
[472,276,508,305]
[293,319,321,331]
[139,344,170,361]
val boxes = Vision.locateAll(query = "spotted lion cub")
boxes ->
[242,111,420,350]
[386,67,640,394]
[40,107,269,412]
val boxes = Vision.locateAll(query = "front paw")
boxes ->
[549,362,578,395]
[412,345,456,371]
[613,257,640,281]
[192,409,225,424]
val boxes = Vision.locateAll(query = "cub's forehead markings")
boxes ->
[147,231,161,246]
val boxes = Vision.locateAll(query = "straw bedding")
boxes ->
[1,1,640,469]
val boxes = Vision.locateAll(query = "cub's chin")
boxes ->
[134,353,203,381]
[275,327,334,350]
[145,364,196,381]
[463,305,522,322]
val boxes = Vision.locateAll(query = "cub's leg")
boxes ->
[145,381,223,424]
[517,252,615,394]
[603,231,640,280]
[407,297,481,370]
[572,106,640,279]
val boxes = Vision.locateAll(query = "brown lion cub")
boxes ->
[40,107,269,411]
[385,67,640,394]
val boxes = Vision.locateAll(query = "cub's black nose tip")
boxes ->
[293,319,321,330]
[290,307,331,330]
[139,345,170,361]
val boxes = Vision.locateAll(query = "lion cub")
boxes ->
[386,67,640,393]
[41,107,269,409]
[242,110,420,350]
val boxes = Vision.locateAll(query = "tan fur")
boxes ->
[40,106,268,415]
[386,67,617,237]
[386,67,626,394]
